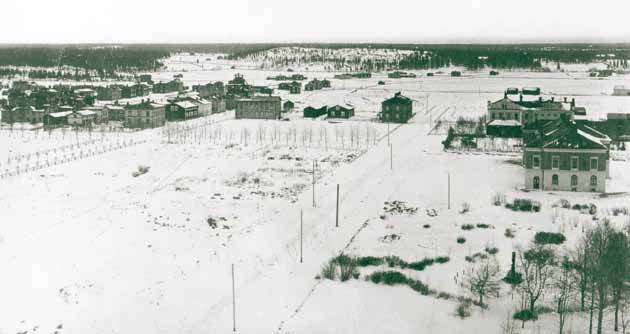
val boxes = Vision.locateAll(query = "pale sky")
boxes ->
[2,0,629,44]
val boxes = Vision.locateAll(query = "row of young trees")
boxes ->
[463,220,629,334]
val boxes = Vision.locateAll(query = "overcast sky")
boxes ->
[2,0,629,44]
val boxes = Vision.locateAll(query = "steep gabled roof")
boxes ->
[526,119,610,150]
[383,92,412,105]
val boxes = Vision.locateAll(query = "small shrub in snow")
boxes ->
[320,260,337,280]
[504,228,516,238]
[503,271,523,285]
[435,256,450,264]
[506,198,541,212]
[485,247,499,255]
[476,223,491,229]
[407,278,431,295]
[456,300,472,319]
[461,224,475,231]
[423,224,431,229]
[437,291,452,300]
[533,232,566,245]
[132,165,150,177]
[457,236,467,244]
[459,202,471,214]
[407,258,435,271]
[553,199,571,209]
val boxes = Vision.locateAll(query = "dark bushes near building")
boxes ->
[461,224,475,230]
[513,309,538,322]
[505,198,541,212]
[533,232,566,245]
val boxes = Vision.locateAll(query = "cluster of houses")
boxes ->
[484,86,630,193]
[387,71,417,79]
[303,104,355,119]
[267,74,307,81]
[333,72,372,80]
[305,78,331,91]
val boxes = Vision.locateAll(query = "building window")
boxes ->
[571,156,579,170]
[590,157,598,170]
[552,174,559,185]
[552,156,559,169]
[571,175,578,187]
[533,176,540,189]
[590,175,597,186]
[532,155,541,169]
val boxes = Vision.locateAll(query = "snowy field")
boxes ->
[2,54,630,334]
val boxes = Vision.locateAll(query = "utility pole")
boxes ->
[312,160,316,207]
[387,122,390,145]
[335,184,340,228]
[447,172,451,210]
[390,144,393,170]
[232,264,236,333]
[300,210,303,263]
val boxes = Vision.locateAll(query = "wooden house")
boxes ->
[380,92,413,123]
[327,105,354,119]
[303,106,328,118]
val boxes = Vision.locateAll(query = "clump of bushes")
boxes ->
[503,271,523,285]
[476,223,491,229]
[365,270,432,295]
[132,165,150,177]
[353,255,449,272]
[485,247,499,255]
[465,252,489,263]
[505,198,541,212]
[461,224,475,231]
[319,255,360,281]
[513,309,538,322]
[612,206,630,216]
[504,228,516,238]
[383,200,418,215]
[534,231,566,245]
[423,224,431,229]
[457,236,466,244]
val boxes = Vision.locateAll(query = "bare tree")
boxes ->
[501,311,521,334]
[463,257,502,307]
[518,245,556,314]
[553,256,578,334]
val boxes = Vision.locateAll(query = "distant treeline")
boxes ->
[0,46,170,76]
[225,43,630,70]
[1,44,629,74]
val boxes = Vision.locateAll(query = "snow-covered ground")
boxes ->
[2,54,630,334]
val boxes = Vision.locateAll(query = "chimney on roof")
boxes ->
[551,97,554,102]
[571,98,575,108]
[504,92,507,99]
[519,94,523,102]
[539,97,542,103]
[563,97,567,103]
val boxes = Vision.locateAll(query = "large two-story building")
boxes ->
[380,92,413,123]
[235,96,282,120]
[523,119,611,192]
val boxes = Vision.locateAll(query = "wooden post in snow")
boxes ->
[387,122,390,145]
[232,264,236,333]
[447,172,451,210]
[335,184,340,228]
[300,210,303,263]
[390,144,393,171]
[312,160,316,207]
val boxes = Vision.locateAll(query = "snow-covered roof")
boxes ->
[175,101,197,109]
[48,111,73,118]
[488,119,521,127]
[77,110,97,116]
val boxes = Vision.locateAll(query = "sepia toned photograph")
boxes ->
[1,1,630,333]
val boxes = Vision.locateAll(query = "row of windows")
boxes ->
[532,155,599,170]
[533,175,598,190]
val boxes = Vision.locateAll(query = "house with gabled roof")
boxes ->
[523,118,611,192]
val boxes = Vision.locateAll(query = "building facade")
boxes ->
[380,92,413,123]
[124,102,165,129]
[327,105,354,119]
[523,120,610,192]
[235,96,282,120]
